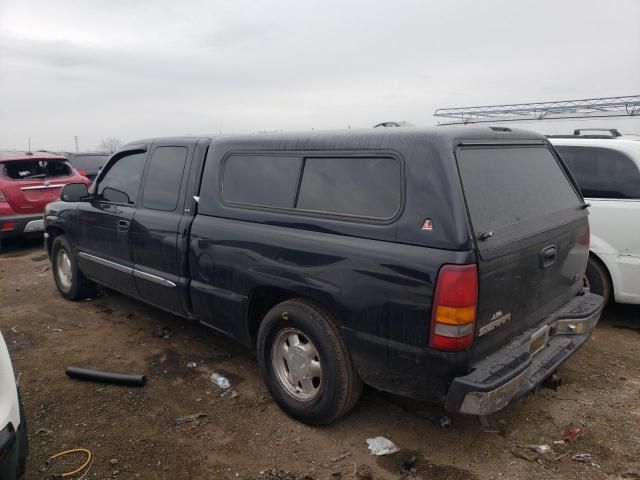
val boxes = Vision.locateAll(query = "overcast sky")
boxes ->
[1,0,639,151]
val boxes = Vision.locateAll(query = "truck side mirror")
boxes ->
[61,183,90,202]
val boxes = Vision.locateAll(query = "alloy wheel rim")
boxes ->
[56,249,73,290]
[271,328,323,402]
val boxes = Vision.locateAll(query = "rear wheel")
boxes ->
[51,235,96,300]
[585,256,611,304]
[257,299,363,425]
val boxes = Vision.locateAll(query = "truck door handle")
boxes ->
[540,245,557,268]
[117,220,130,232]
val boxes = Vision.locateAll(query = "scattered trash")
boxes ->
[330,451,351,462]
[355,464,373,480]
[48,326,63,333]
[511,446,539,462]
[10,325,19,333]
[36,428,53,435]
[35,264,49,273]
[175,412,207,426]
[211,372,231,389]
[41,448,92,479]
[563,425,581,442]
[66,366,147,387]
[229,390,239,399]
[109,458,118,465]
[572,453,593,463]
[403,455,417,470]
[437,415,452,428]
[366,436,400,456]
[529,444,552,455]
[153,326,170,339]
[186,362,197,368]
[623,468,640,478]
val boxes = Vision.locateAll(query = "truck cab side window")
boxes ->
[97,152,147,204]
[141,146,188,211]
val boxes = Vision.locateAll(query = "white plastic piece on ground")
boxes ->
[531,444,552,454]
[211,372,231,389]
[366,436,400,456]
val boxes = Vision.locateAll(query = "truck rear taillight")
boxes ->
[577,223,590,247]
[1,221,16,231]
[429,264,478,352]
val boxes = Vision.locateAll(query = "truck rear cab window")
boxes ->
[457,146,582,245]
[1,159,73,180]
[142,146,188,211]
[97,152,146,205]
[223,155,302,208]
[296,156,401,219]
[554,145,640,199]
[222,154,402,220]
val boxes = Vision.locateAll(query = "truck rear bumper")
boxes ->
[444,292,603,415]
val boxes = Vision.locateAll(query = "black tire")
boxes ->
[16,390,28,478]
[257,298,363,425]
[585,256,612,304]
[51,235,96,301]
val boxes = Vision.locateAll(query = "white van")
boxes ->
[550,130,640,304]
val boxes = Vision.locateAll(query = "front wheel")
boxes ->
[51,235,96,300]
[257,299,363,425]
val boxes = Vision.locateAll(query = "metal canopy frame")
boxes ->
[434,95,640,125]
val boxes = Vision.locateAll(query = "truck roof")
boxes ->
[124,126,546,151]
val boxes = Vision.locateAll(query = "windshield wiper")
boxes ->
[21,173,46,179]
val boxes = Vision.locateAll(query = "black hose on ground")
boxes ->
[65,366,147,387]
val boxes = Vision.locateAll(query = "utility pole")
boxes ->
[74,136,79,152]
[28,136,31,153]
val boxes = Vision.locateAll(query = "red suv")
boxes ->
[0,152,90,249]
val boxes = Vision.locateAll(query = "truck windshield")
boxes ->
[456,145,582,243]
[1,159,74,180]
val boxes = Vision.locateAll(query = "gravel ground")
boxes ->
[1,238,639,480]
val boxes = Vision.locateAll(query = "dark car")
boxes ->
[44,127,603,424]
[0,152,90,250]
[66,152,110,182]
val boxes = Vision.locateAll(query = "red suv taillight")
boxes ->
[0,190,6,202]
[429,264,478,352]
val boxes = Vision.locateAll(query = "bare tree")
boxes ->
[98,138,122,154]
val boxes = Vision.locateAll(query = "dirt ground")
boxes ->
[1,238,639,480]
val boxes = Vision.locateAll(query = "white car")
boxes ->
[550,130,640,304]
[0,331,27,479]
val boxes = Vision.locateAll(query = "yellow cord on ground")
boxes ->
[48,448,92,478]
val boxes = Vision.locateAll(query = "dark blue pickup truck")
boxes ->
[44,127,603,424]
